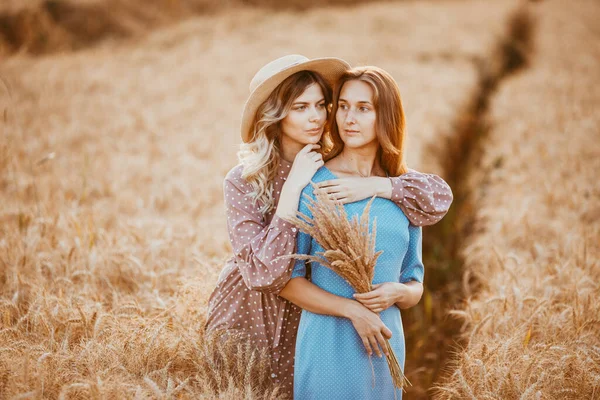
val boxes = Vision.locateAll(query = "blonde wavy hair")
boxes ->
[326,66,408,176]
[238,71,332,216]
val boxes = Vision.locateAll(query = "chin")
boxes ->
[301,135,322,144]
[341,137,366,148]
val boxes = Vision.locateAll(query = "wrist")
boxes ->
[341,299,361,320]
[276,184,303,220]
[373,177,392,198]
[275,208,297,222]
[273,212,296,227]
[282,179,305,195]
[393,282,406,305]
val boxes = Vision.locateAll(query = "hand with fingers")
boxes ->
[276,144,325,221]
[353,283,405,313]
[287,144,325,192]
[346,301,393,358]
[314,177,387,204]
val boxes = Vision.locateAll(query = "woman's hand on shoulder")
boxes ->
[315,176,390,204]
[286,144,324,192]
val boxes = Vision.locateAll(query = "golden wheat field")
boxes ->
[433,1,600,398]
[0,0,598,398]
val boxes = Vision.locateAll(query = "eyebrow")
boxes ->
[338,98,373,105]
[293,98,326,105]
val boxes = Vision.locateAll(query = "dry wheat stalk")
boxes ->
[283,183,411,391]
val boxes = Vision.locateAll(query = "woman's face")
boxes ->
[280,83,327,146]
[335,80,377,149]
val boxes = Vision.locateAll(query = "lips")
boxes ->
[306,127,322,134]
[344,129,360,135]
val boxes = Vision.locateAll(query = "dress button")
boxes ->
[291,228,297,232]
[271,373,277,378]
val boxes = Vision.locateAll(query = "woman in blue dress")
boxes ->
[279,66,426,399]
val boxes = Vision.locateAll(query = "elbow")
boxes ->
[241,278,286,294]
[397,297,422,310]
[397,280,423,309]
[277,278,296,301]
[411,283,425,308]
[240,272,290,294]
[408,293,424,309]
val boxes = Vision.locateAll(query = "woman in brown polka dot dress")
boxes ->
[205,55,453,398]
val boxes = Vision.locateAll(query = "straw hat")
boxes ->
[240,54,351,143]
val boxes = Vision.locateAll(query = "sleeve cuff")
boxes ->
[389,177,405,202]
[270,214,299,235]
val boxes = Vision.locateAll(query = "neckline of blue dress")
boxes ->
[319,164,389,179]
[319,165,339,179]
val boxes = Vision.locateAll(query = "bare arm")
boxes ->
[353,281,423,313]
[394,280,424,309]
[279,277,355,318]
[275,144,324,221]
[280,277,393,358]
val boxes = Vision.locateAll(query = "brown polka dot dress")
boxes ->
[205,158,453,398]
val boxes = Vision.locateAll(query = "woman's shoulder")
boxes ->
[313,166,332,182]
[224,164,252,193]
[225,163,244,181]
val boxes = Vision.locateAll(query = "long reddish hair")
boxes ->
[325,66,408,176]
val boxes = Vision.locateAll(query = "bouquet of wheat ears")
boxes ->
[279,183,411,390]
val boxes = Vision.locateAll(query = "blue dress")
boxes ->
[291,166,425,400]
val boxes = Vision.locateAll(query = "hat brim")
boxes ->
[241,57,351,143]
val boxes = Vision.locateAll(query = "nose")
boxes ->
[344,109,357,125]
[309,106,321,122]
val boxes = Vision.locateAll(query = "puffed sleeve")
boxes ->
[399,225,425,284]
[389,169,453,227]
[290,188,314,279]
[224,167,298,294]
